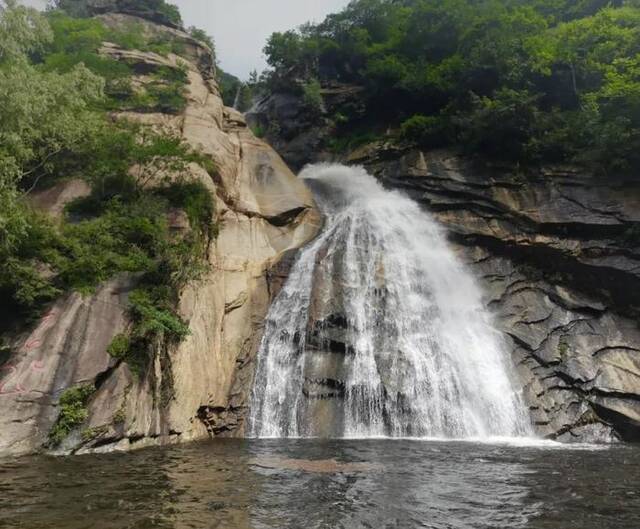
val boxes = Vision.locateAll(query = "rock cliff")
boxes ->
[355,145,640,442]
[249,91,640,443]
[0,14,320,456]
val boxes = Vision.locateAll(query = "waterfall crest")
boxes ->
[248,164,531,439]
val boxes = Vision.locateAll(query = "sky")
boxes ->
[20,0,351,80]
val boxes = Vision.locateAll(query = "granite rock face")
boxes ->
[0,16,320,456]
[353,144,640,442]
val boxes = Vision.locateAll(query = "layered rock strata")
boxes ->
[350,144,640,442]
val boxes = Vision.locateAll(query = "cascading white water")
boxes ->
[248,164,531,439]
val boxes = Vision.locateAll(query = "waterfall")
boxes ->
[232,84,242,110]
[248,164,531,439]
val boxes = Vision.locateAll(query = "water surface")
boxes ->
[1,439,638,529]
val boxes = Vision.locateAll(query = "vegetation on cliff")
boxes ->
[261,0,640,174]
[48,384,95,446]
[0,0,215,381]
[56,0,182,27]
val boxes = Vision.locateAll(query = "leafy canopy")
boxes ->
[262,0,640,173]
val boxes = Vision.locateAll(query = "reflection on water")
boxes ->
[0,439,638,529]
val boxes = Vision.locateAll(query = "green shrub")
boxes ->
[188,27,214,50]
[113,407,126,424]
[302,78,323,113]
[58,197,167,292]
[217,69,242,107]
[81,425,107,442]
[327,130,380,154]
[400,114,446,147]
[49,384,95,446]
[155,181,214,233]
[129,288,189,343]
[0,211,62,325]
[333,112,349,125]
[107,333,131,360]
[107,287,189,377]
[155,1,182,26]
[146,82,188,114]
[54,0,183,27]
[107,66,188,114]
[251,124,266,138]
[558,340,569,358]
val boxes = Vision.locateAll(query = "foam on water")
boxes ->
[249,163,532,440]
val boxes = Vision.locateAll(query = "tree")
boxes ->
[264,31,304,71]
[0,0,53,62]
[0,2,103,251]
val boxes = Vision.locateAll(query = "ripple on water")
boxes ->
[0,439,637,529]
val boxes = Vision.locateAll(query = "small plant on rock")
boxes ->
[48,384,95,446]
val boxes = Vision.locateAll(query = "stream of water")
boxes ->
[249,164,530,439]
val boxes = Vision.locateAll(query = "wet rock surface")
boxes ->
[356,145,640,442]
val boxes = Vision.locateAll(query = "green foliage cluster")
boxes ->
[43,12,185,64]
[0,0,216,387]
[262,0,640,173]
[54,0,183,27]
[40,14,189,114]
[327,130,381,153]
[188,26,214,50]
[110,66,189,115]
[108,286,189,376]
[1,126,215,328]
[152,0,181,26]
[217,69,241,107]
[49,384,95,446]
[302,78,324,114]
[400,114,446,147]
[250,123,266,138]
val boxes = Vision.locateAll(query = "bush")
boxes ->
[458,88,541,160]
[251,124,266,138]
[42,14,190,114]
[327,130,380,154]
[54,0,183,27]
[49,384,95,446]
[188,27,214,50]
[107,66,188,114]
[400,114,446,147]
[58,196,167,292]
[129,288,189,343]
[107,333,130,359]
[154,1,182,26]
[302,78,323,114]
[155,181,214,233]
[0,209,62,325]
[107,286,189,377]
